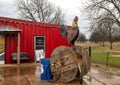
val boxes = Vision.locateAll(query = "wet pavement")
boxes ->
[0,63,120,85]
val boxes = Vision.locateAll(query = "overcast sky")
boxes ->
[0,0,90,38]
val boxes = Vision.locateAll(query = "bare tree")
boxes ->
[82,0,120,49]
[14,0,65,24]
[77,33,87,42]
[89,13,119,49]
[89,31,102,43]
[83,0,120,26]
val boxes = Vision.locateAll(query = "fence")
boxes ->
[91,51,120,68]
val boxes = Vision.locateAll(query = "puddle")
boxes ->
[0,64,39,85]
[89,67,120,85]
[0,64,120,85]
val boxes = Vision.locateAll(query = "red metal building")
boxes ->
[0,17,72,64]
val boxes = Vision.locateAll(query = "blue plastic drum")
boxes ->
[40,58,53,80]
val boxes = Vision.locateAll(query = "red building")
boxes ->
[0,17,72,64]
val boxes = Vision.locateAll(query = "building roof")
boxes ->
[0,16,60,29]
[0,26,22,33]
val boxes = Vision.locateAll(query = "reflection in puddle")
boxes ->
[92,68,120,79]
[0,69,4,84]
[90,68,120,84]
[0,64,38,85]
[0,65,120,85]
[92,68,113,79]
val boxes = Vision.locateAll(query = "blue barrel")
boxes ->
[40,58,53,80]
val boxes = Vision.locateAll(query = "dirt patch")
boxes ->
[111,55,120,57]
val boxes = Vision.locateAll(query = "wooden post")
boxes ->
[89,46,91,58]
[17,32,20,65]
[106,52,109,68]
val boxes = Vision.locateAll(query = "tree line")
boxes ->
[82,0,120,49]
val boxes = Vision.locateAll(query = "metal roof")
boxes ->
[0,26,22,33]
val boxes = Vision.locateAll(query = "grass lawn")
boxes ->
[76,42,120,67]
[91,51,107,64]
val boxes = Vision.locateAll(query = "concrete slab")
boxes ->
[0,64,120,85]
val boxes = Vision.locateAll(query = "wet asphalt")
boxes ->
[0,63,120,85]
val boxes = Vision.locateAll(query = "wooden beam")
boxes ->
[17,33,20,65]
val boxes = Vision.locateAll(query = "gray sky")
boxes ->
[48,0,88,26]
[0,0,90,38]
[0,0,18,18]
[48,0,82,24]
